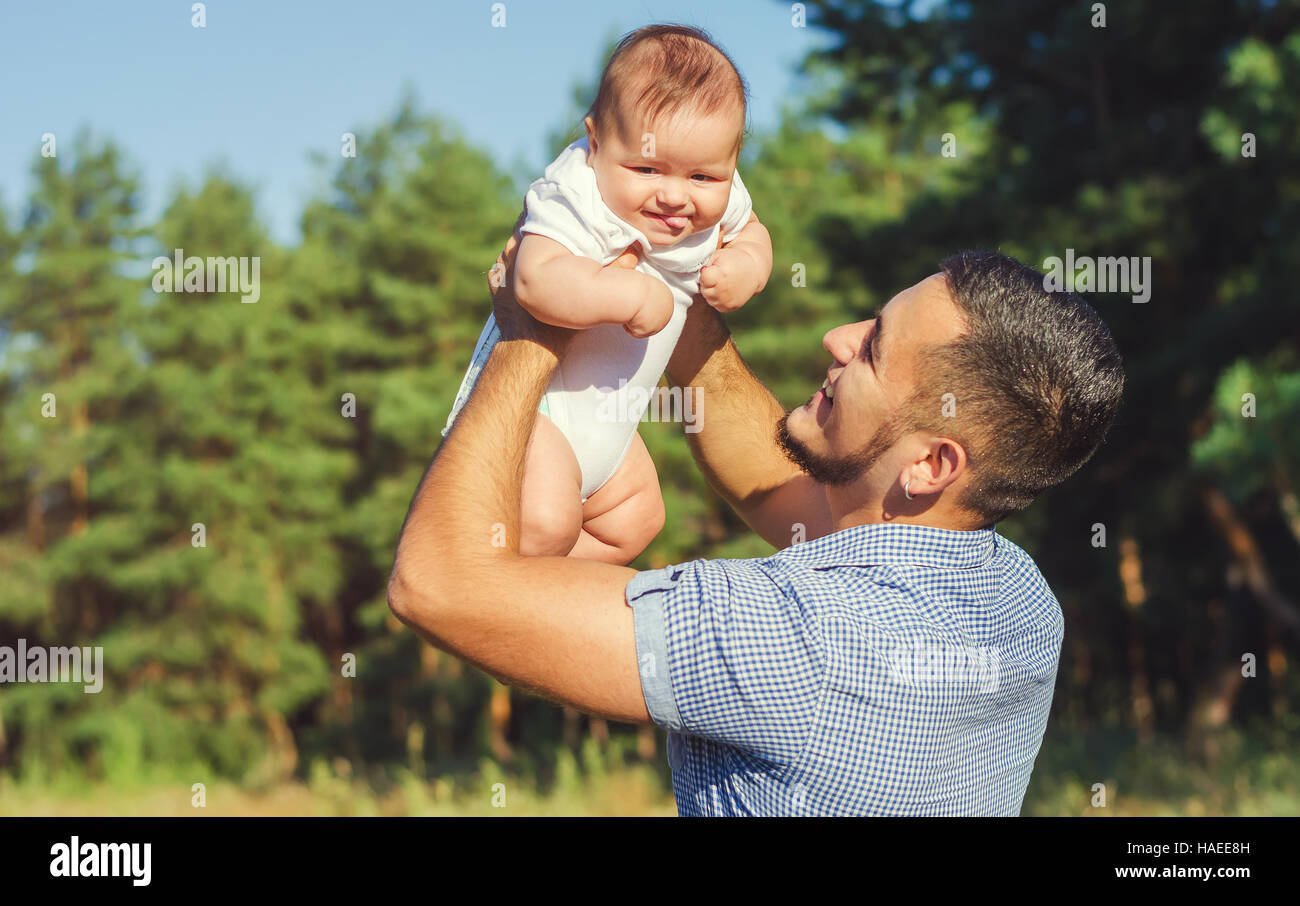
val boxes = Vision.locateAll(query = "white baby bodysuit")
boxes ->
[443,136,754,499]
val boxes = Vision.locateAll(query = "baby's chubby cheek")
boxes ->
[587,155,642,224]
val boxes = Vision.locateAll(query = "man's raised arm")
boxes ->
[386,229,650,725]
[665,299,832,548]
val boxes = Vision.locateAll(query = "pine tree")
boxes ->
[287,98,523,772]
[0,132,150,781]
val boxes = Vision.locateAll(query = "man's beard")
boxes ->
[775,410,909,486]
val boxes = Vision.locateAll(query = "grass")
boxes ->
[4,729,1296,817]
[1021,726,1300,816]
[0,742,677,817]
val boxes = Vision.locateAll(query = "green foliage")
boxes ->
[1192,352,1300,505]
[1,2,1297,814]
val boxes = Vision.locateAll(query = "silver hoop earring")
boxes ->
[904,478,914,500]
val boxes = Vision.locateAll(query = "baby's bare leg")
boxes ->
[569,432,666,565]
[519,414,584,557]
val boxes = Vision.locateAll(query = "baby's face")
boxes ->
[584,106,742,247]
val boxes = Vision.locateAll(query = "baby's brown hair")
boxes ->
[587,24,749,157]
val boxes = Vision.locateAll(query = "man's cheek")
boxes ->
[838,393,876,435]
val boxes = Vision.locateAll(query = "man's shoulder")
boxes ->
[625,542,909,637]
[988,530,1065,637]
[768,521,1064,636]
[626,522,1062,629]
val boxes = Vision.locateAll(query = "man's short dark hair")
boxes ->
[900,250,1125,528]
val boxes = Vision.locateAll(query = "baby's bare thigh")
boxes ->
[582,432,662,519]
[519,414,583,556]
[579,432,666,561]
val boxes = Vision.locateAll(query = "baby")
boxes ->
[443,24,773,565]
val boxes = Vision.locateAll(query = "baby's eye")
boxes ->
[630,166,657,175]
[691,174,720,182]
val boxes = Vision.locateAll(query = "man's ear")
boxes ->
[583,116,598,155]
[928,438,967,491]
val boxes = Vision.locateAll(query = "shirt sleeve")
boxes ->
[624,559,824,764]
[718,168,755,244]
[521,176,612,262]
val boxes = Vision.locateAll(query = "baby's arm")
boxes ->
[514,233,674,338]
[699,213,773,313]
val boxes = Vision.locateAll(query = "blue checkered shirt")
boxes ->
[625,521,1063,816]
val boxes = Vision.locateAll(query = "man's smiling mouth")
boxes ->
[807,378,835,416]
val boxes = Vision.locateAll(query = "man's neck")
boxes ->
[826,485,977,533]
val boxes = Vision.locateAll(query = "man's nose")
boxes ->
[822,321,870,364]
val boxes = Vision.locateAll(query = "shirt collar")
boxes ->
[776,521,999,571]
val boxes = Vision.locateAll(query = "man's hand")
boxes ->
[489,212,576,356]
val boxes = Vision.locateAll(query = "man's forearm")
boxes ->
[665,302,832,547]
[393,338,551,582]
[387,335,648,722]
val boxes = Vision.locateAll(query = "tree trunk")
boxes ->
[563,706,581,752]
[264,710,299,781]
[1187,663,1245,764]
[1267,619,1287,724]
[26,471,45,550]
[637,725,657,761]
[488,681,512,763]
[1203,485,1300,639]
[1118,534,1155,745]
[69,396,89,536]
[589,717,610,749]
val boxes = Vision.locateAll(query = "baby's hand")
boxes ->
[623,272,675,338]
[699,246,763,313]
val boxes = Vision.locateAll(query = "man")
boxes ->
[387,226,1125,816]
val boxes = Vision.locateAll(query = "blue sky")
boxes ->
[0,0,834,244]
